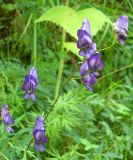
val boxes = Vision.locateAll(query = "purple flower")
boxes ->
[22,67,38,101]
[77,19,97,58]
[33,116,48,152]
[113,15,129,45]
[80,53,104,75]
[79,43,97,59]
[82,72,99,91]
[78,20,104,91]
[87,53,104,71]
[80,61,89,76]
[1,105,14,133]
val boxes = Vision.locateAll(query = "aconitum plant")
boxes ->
[0,13,129,156]
[78,19,104,91]
[22,66,38,101]
[1,105,14,133]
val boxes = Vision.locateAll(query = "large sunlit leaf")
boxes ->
[35,6,112,39]
[35,6,79,39]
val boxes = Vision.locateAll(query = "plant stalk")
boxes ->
[54,0,69,100]
[33,23,37,66]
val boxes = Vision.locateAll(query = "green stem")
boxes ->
[11,14,32,56]
[98,63,133,81]
[44,95,60,121]
[54,21,66,100]
[2,72,7,103]
[98,37,116,52]
[127,0,133,12]
[26,137,34,151]
[54,58,64,100]
[14,14,33,49]
[33,23,37,66]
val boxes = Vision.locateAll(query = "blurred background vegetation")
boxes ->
[0,0,133,159]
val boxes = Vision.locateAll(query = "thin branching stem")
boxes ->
[26,137,34,151]
[98,63,133,81]
[44,95,60,121]
[98,37,116,52]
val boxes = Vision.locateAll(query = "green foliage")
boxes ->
[0,60,133,159]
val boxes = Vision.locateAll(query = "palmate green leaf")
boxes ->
[35,6,79,39]
[35,6,112,39]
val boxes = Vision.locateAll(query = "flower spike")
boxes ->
[22,66,38,101]
[113,15,129,45]
[1,105,14,133]
[33,116,48,152]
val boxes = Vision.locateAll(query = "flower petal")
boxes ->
[34,143,44,152]
[80,61,89,76]
[116,15,128,31]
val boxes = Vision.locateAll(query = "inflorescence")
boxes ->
[1,104,14,133]
[77,19,104,91]
[113,15,129,45]
[33,116,48,152]
[22,66,38,101]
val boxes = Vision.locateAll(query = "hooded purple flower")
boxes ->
[82,72,99,91]
[87,53,104,71]
[33,116,48,152]
[80,53,104,75]
[1,105,14,133]
[77,19,97,58]
[80,61,89,76]
[22,67,38,101]
[78,20,104,91]
[113,15,129,45]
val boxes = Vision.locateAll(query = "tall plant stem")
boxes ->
[33,23,37,66]
[54,0,69,100]
[54,37,65,100]
[98,37,116,52]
